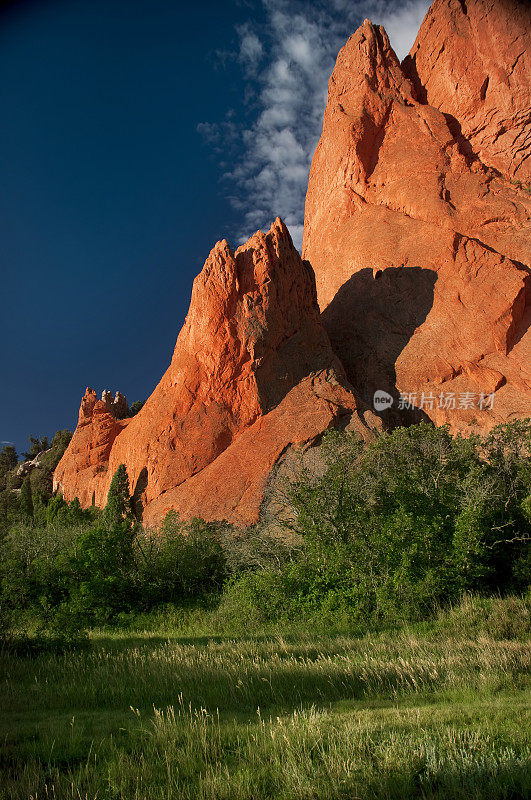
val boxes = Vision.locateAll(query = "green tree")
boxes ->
[0,445,17,491]
[287,421,530,624]
[104,464,132,524]
[129,400,144,417]
[22,435,49,461]
[67,519,137,623]
[0,444,17,474]
[19,477,33,519]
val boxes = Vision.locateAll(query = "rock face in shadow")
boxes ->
[321,267,438,425]
[54,219,377,524]
[403,0,531,182]
[303,9,531,432]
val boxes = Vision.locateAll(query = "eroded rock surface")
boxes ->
[53,388,129,507]
[403,0,531,181]
[54,220,374,522]
[303,8,530,432]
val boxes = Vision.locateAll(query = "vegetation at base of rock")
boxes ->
[1,420,529,643]
[0,422,529,800]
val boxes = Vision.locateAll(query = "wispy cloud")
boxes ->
[199,0,429,251]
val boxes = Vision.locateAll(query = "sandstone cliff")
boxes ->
[303,0,530,432]
[55,0,530,522]
[54,219,375,524]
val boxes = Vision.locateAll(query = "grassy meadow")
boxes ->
[1,595,530,800]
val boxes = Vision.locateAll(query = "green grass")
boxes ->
[1,596,530,799]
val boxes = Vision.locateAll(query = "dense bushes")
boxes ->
[0,468,227,637]
[0,421,529,640]
[219,421,530,630]
[135,512,226,606]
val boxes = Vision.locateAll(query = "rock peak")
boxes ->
[303,0,531,434]
[403,0,531,179]
[55,219,373,523]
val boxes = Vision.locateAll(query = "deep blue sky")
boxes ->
[0,0,428,456]
[0,0,261,454]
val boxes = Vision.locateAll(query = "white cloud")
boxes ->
[200,0,430,252]
[380,1,430,60]
[237,23,264,73]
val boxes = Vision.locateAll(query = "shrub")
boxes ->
[66,519,138,624]
[287,420,530,624]
[135,513,226,607]
[214,569,289,631]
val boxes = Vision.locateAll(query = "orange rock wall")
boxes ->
[303,3,530,433]
[403,0,531,182]
[54,220,372,523]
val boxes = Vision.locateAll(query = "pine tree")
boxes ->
[0,445,18,491]
[0,444,17,473]
[23,435,49,460]
[104,464,132,524]
[129,400,144,417]
[19,476,34,518]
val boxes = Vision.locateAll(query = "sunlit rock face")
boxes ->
[54,219,376,524]
[403,0,531,182]
[55,0,531,521]
[53,387,130,508]
[303,4,530,434]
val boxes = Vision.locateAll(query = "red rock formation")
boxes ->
[403,0,531,182]
[143,371,369,527]
[53,388,129,507]
[55,0,531,521]
[303,6,530,433]
[54,220,375,523]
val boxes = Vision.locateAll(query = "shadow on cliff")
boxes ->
[132,467,148,519]
[321,266,437,426]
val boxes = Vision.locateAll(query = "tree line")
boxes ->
[0,420,529,641]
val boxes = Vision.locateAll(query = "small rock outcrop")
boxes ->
[54,220,376,523]
[101,390,130,419]
[53,388,130,506]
